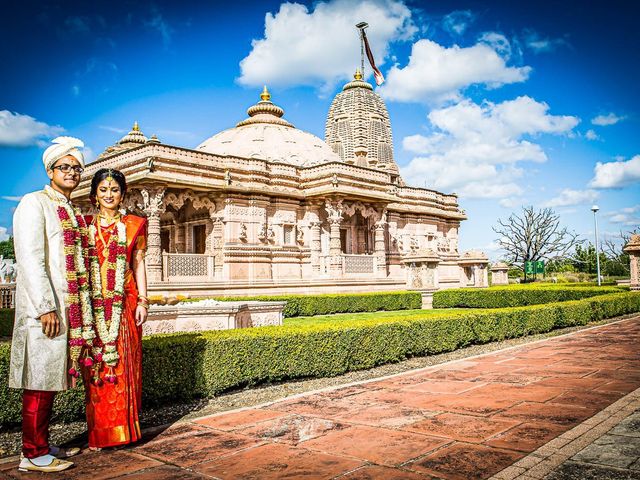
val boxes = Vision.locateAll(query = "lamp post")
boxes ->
[591,205,601,286]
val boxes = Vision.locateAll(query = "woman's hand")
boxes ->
[135,305,148,326]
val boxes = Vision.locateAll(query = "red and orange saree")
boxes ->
[83,214,147,448]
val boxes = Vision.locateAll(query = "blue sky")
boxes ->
[1,0,638,257]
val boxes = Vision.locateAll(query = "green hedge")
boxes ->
[185,291,423,318]
[1,291,638,426]
[0,309,13,337]
[433,286,622,308]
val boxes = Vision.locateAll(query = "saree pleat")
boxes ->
[83,215,146,448]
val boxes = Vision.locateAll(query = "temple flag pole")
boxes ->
[356,21,367,77]
[356,21,385,86]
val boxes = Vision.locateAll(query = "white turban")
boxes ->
[42,136,85,170]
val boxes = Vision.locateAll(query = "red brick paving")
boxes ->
[1,316,639,479]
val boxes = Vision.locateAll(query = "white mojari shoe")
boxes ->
[18,454,73,473]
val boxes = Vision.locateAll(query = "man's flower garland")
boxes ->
[88,218,127,384]
[54,199,95,378]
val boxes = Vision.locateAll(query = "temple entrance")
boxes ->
[160,230,170,253]
[193,224,206,254]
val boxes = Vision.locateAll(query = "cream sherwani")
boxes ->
[9,186,74,391]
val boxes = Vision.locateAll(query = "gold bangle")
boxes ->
[137,302,149,310]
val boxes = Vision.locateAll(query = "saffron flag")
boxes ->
[362,29,384,86]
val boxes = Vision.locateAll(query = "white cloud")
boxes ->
[238,0,415,90]
[0,111,64,148]
[1,196,22,202]
[585,129,599,141]
[400,96,579,198]
[591,112,626,126]
[542,188,599,208]
[524,30,569,53]
[478,32,512,60]
[99,125,127,134]
[379,38,531,104]
[0,226,9,242]
[605,205,640,226]
[590,155,640,188]
[442,10,475,36]
[499,197,523,208]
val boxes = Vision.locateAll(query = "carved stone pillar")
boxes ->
[211,215,225,277]
[374,223,387,277]
[310,221,322,275]
[325,200,344,278]
[373,208,388,277]
[623,234,640,291]
[140,187,166,283]
[329,219,342,277]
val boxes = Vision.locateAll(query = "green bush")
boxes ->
[0,309,13,337]
[433,286,622,308]
[184,291,423,318]
[1,291,638,426]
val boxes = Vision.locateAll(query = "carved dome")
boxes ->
[97,121,155,160]
[325,70,398,173]
[197,87,342,167]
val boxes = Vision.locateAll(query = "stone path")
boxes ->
[1,316,639,479]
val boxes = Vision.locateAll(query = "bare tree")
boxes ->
[602,228,638,275]
[493,206,582,268]
[602,229,637,259]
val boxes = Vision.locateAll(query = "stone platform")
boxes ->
[1,316,638,479]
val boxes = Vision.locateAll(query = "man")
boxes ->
[10,136,89,473]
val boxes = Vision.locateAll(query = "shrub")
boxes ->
[183,291,423,318]
[0,309,13,337]
[1,291,638,426]
[433,286,622,308]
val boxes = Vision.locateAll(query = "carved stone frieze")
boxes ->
[139,187,166,217]
[325,199,344,225]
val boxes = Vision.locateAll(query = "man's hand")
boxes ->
[39,311,60,338]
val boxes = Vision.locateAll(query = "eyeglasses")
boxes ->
[52,164,84,174]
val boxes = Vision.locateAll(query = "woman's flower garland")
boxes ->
[55,201,95,378]
[88,218,127,384]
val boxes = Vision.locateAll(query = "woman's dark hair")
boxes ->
[90,168,127,205]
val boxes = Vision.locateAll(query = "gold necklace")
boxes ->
[95,213,121,253]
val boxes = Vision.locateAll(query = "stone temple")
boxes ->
[74,72,488,297]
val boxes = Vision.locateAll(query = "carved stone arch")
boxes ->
[342,201,377,219]
[192,195,216,211]
[122,189,145,216]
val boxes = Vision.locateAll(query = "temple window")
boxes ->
[283,224,294,245]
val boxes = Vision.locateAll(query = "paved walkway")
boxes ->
[1,316,639,479]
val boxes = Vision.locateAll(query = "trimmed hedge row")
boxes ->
[185,291,423,318]
[433,286,622,308]
[1,291,638,426]
[0,309,13,337]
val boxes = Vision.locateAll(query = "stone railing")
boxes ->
[0,283,15,308]
[162,253,215,282]
[343,254,374,275]
[319,254,375,276]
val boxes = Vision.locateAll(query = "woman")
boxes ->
[83,168,148,450]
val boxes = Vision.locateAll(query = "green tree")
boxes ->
[0,236,14,260]
[571,243,607,274]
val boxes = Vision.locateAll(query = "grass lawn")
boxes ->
[284,308,474,327]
